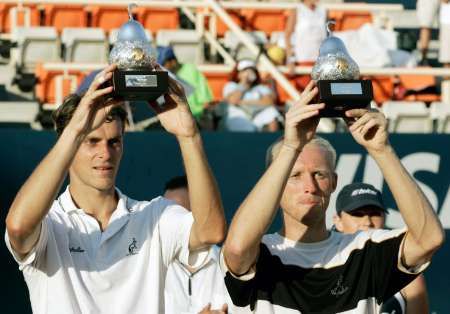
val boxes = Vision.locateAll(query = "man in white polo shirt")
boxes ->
[5,64,227,314]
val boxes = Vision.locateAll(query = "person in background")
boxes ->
[164,175,230,314]
[439,0,450,69]
[222,59,281,132]
[285,0,327,72]
[416,0,441,65]
[334,182,429,314]
[157,46,213,121]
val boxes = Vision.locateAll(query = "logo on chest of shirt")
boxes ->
[69,246,85,253]
[331,275,349,297]
[126,237,139,256]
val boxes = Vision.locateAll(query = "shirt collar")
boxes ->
[59,185,129,215]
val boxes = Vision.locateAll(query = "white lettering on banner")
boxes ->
[327,152,450,229]
[402,153,440,210]
[362,156,383,191]
[439,187,450,227]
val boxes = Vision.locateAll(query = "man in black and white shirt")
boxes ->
[221,81,444,313]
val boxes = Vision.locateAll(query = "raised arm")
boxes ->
[346,109,445,269]
[6,65,119,258]
[149,74,226,250]
[223,82,324,275]
[285,9,297,66]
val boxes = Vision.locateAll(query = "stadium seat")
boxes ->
[368,76,394,105]
[35,63,86,109]
[382,101,432,133]
[223,30,267,61]
[240,9,288,36]
[328,10,373,31]
[135,7,179,35]
[212,9,244,38]
[0,4,39,34]
[42,5,88,33]
[61,27,108,63]
[156,29,205,64]
[275,76,300,104]
[87,5,131,34]
[398,74,440,103]
[201,70,229,102]
[430,102,450,133]
[12,27,61,72]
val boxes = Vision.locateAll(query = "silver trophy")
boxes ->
[109,4,168,101]
[311,22,372,117]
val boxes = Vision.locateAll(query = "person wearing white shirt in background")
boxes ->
[164,175,230,314]
[439,0,450,69]
[285,0,327,72]
[222,59,281,132]
[5,64,227,314]
[416,0,441,65]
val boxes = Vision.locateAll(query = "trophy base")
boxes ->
[317,80,373,117]
[112,69,168,101]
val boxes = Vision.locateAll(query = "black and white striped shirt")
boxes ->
[221,229,427,313]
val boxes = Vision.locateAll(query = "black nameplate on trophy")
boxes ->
[317,79,373,117]
[112,69,169,101]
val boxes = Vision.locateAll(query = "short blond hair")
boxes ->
[265,136,337,169]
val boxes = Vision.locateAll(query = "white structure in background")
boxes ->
[61,27,108,63]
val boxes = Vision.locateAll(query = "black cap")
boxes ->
[336,183,387,215]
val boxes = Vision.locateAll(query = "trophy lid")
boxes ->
[311,21,360,81]
[109,4,155,70]
[117,4,148,42]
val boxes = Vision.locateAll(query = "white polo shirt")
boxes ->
[5,187,206,314]
[164,245,232,314]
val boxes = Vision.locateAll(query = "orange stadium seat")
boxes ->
[42,5,88,33]
[240,9,288,36]
[87,5,131,34]
[202,71,230,102]
[275,76,301,104]
[214,10,245,38]
[135,7,179,35]
[368,76,394,105]
[399,74,440,103]
[328,10,373,31]
[35,63,86,108]
[0,4,39,33]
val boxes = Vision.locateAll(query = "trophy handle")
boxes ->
[326,21,336,37]
[128,3,137,20]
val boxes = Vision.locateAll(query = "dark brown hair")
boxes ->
[52,93,128,137]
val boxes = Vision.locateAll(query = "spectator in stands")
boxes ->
[221,81,444,313]
[163,175,230,314]
[4,64,226,313]
[157,46,213,121]
[285,0,327,71]
[439,1,450,69]
[417,0,440,65]
[334,183,429,314]
[222,59,281,132]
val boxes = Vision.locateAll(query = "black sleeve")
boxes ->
[367,232,420,303]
